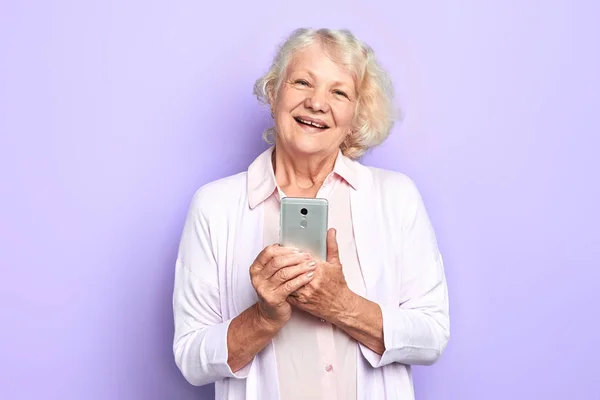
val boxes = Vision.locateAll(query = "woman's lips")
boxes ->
[294,116,329,129]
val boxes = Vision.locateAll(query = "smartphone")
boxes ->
[280,197,329,261]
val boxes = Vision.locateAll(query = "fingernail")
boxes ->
[291,248,301,253]
[308,261,317,268]
[303,253,311,260]
[306,272,314,278]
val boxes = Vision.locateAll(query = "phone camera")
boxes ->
[300,208,308,215]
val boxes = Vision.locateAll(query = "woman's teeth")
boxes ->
[295,117,327,129]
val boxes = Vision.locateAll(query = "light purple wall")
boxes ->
[1,1,599,399]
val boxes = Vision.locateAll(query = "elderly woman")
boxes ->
[173,28,450,400]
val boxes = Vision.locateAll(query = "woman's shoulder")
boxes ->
[359,163,422,200]
[367,165,415,185]
[361,165,431,223]
[187,171,248,216]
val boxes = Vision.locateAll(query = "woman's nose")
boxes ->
[304,89,330,113]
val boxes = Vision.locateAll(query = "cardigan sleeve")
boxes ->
[360,177,450,367]
[172,189,254,386]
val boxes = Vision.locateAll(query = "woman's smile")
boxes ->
[294,115,330,134]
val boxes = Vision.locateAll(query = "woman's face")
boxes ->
[271,43,356,159]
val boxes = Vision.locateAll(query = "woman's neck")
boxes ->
[272,145,337,198]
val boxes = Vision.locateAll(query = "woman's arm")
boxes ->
[331,269,449,367]
[226,303,282,372]
[350,177,450,367]
[173,189,316,384]
[327,293,385,355]
[173,189,265,385]
[173,260,247,386]
[288,178,450,367]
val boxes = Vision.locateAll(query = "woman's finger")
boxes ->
[253,245,299,271]
[261,252,312,279]
[277,268,316,297]
[270,261,316,284]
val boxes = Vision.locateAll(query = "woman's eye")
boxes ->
[295,80,310,86]
[334,90,349,98]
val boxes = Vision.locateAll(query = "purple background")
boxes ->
[1,1,599,399]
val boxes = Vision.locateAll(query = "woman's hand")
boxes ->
[250,244,317,327]
[287,229,358,321]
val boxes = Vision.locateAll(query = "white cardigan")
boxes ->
[173,148,450,399]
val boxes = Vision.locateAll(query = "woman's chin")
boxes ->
[287,140,331,157]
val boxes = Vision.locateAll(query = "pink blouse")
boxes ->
[254,151,365,400]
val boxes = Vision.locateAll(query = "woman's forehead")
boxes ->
[286,45,357,85]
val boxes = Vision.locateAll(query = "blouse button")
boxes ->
[325,364,333,372]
